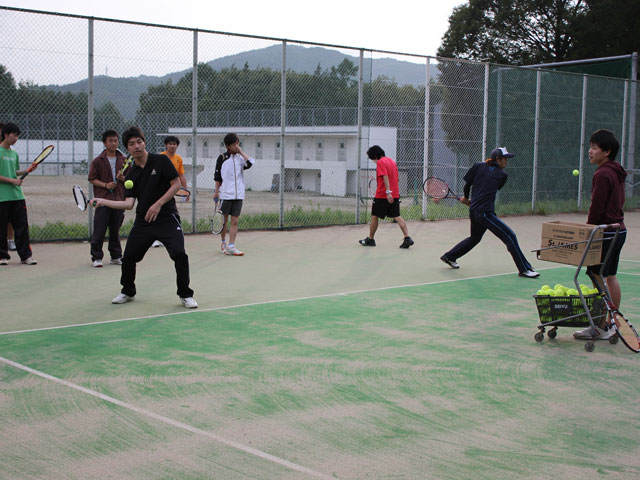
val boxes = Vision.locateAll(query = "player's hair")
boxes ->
[224,133,239,146]
[122,126,145,147]
[1,122,20,141]
[101,129,119,143]
[366,145,385,160]
[590,129,620,161]
[164,135,180,146]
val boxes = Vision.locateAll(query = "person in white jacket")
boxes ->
[213,133,254,256]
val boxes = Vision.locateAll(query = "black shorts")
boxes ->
[371,198,401,219]
[220,199,243,217]
[586,230,626,277]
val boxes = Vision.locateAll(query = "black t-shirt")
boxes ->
[463,162,508,213]
[124,153,179,221]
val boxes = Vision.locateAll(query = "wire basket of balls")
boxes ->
[533,283,604,333]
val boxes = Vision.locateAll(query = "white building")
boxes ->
[163,126,399,197]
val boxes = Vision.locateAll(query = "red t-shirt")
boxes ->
[375,156,399,198]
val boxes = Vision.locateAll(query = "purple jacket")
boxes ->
[587,160,627,231]
[88,149,127,200]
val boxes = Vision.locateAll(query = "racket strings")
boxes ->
[425,178,449,199]
[613,313,640,351]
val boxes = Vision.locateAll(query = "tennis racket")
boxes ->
[72,185,97,211]
[423,177,461,201]
[119,156,133,176]
[210,198,224,235]
[20,145,54,179]
[176,187,190,202]
[368,178,377,197]
[587,270,639,353]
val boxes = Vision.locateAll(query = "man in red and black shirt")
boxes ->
[359,145,413,248]
[574,129,627,340]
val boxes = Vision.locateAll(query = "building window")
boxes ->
[338,141,346,162]
[219,141,225,153]
[186,140,192,157]
[275,141,281,158]
[295,141,302,161]
[202,141,209,158]
[316,141,323,162]
[256,140,262,159]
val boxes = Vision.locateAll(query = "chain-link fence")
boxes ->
[1,7,638,241]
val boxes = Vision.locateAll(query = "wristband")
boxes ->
[385,190,392,194]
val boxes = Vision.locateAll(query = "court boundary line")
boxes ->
[0,355,333,480]
[1,266,565,337]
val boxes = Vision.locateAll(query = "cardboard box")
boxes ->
[539,221,603,266]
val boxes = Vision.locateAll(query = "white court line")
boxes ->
[0,356,334,480]
[1,266,561,337]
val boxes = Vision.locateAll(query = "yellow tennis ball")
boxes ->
[124,180,133,189]
[572,169,580,176]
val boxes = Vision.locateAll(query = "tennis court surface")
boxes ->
[2,213,639,479]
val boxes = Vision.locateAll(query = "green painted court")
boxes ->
[1,213,639,479]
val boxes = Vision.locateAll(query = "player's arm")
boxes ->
[236,147,254,169]
[144,177,180,223]
[213,154,224,200]
[0,175,22,186]
[92,197,135,210]
[382,175,394,203]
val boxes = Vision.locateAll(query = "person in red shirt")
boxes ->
[359,145,413,248]
[574,129,627,340]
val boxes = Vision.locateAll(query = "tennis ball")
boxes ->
[536,289,547,296]
[567,288,579,296]
[572,169,580,176]
[124,180,134,189]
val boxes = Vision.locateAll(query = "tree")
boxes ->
[438,0,587,65]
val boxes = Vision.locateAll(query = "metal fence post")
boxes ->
[531,69,541,212]
[191,29,198,233]
[482,63,489,160]
[422,57,431,220]
[578,75,588,210]
[87,17,95,238]
[495,68,503,147]
[626,52,637,196]
[279,41,286,228]
[356,49,364,224]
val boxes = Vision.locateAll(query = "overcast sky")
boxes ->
[1,0,467,84]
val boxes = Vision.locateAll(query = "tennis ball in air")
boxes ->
[572,169,580,176]
[124,180,134,189]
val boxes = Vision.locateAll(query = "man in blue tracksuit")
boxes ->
[440,147,539,278]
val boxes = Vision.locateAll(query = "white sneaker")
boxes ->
[92,259,103,268]
[8,239,16,251]
[21,257,37,265]
[0,258,8,265]
[180,297,198,309]
[220,242,227,254]
[110,258,122,265]
[112,293,135,304]
[225,245,244,256]
[152,240,163,248]
[519,269,540,278]
[573,326,614,340]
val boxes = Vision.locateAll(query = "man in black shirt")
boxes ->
[440,147,539,278]
[91,126,198,308]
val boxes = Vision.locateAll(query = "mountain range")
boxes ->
[47,44,429,120]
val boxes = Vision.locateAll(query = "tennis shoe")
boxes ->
[519,269,540,278]
[112,293,134,304]
[399,236,414,249]
[440,255,459,269]
[92,259,103,268]
[220,242,227,254]
[359,237,376,247]
[573,325,615,340]
[180,297,198,309]
[8,239,16,251]
[21,257,37,265]
[151,240,163,248]
[225,245,244,256]
[110,258,122,265]
[0,258,8,265]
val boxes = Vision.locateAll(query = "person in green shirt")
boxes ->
[0,123,37,265]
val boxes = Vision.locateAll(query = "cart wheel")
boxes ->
[609,334,619,344]
[585,341,595,352]
[534,332,544,343]
[548,328,557,339]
